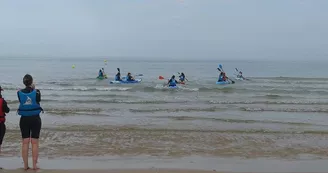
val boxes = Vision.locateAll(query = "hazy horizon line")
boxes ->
[0,55,326,63]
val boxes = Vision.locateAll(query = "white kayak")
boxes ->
[109,79,142,84]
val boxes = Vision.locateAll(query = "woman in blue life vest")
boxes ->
[0,86,10,156]
[17,74,43,170]
[168,75,178,87]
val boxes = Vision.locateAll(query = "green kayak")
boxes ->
[96,75,107,80]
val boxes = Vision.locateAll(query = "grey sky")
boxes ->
[0,0,327,60]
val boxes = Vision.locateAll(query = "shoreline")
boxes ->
[0,156,328,172]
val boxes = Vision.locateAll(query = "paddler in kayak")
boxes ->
[98,69,104,78]
[178,72,187,83]
[126,72,135,81]
[218,71,227,82]
[168,75,178,87]
[236,71,245,80]
[115,70,122,81]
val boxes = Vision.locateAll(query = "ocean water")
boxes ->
[1,57,328,160]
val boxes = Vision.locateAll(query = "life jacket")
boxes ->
[126,75,133,81]
[17,90,43,116]
[218,74,223,81]
[169,79,176,86]
[0,98,5,123]
[179,75,185,81]
[98,71,103,77]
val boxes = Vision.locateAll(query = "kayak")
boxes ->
[216,81,231,85]
[168,85,179,89]
[235,77,249,81]
[97,75,107,80]
[109,78,142,84]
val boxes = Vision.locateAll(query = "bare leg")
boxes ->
[22,138,30,170]
[0,145,2,169]
[31,138,39,170]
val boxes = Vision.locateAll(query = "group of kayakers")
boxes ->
[167,73,187,87]
[217,67,246,82]
[97,65,246,85]
[0,74,43,170]
[98,68,136,82]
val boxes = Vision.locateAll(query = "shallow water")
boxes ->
[1,57,328,159]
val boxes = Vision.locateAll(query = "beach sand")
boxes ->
[1,156,328,173]
[0,169,325,173]
[0,169,217,173]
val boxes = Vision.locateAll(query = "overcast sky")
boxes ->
[0,0,327,60]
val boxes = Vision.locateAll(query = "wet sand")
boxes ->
[0,169,216,173]
[0,170,321,173]
[1,156,328,172]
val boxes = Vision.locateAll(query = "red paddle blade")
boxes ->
[159,76,164,80]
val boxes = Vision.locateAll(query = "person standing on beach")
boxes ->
[0,86,10,153]
[17,74,43,170]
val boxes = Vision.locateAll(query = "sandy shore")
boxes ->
[0,169,327,173]
[1,156,328,172]
[0,169,217,173]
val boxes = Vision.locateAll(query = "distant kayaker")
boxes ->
[17,74,43,170]
[168,75,178,87]
[126,72,135,81]
[115,70,121,81]
[237,71,245,80]
[0,86,10,155]
[179,72,187,83]
[98,69,104,77]
[218,71,227,82]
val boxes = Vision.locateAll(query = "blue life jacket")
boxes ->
[218,74,223,82]
[17,90,42,116]
[115,75,119,81]
[179,76,184,81]
[126,75,133,81]
[98,71,103,77]
[169,79,176,86]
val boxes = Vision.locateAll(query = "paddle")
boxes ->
[101,68,107,78]
[158,75,185,85]
[217,66,235,84]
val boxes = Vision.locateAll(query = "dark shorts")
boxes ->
[19,115,41,139]
[0,123,6,145]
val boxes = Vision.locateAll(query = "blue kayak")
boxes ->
[216,81,231,85]
[168,85,179,89]
[109,79,142,84]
